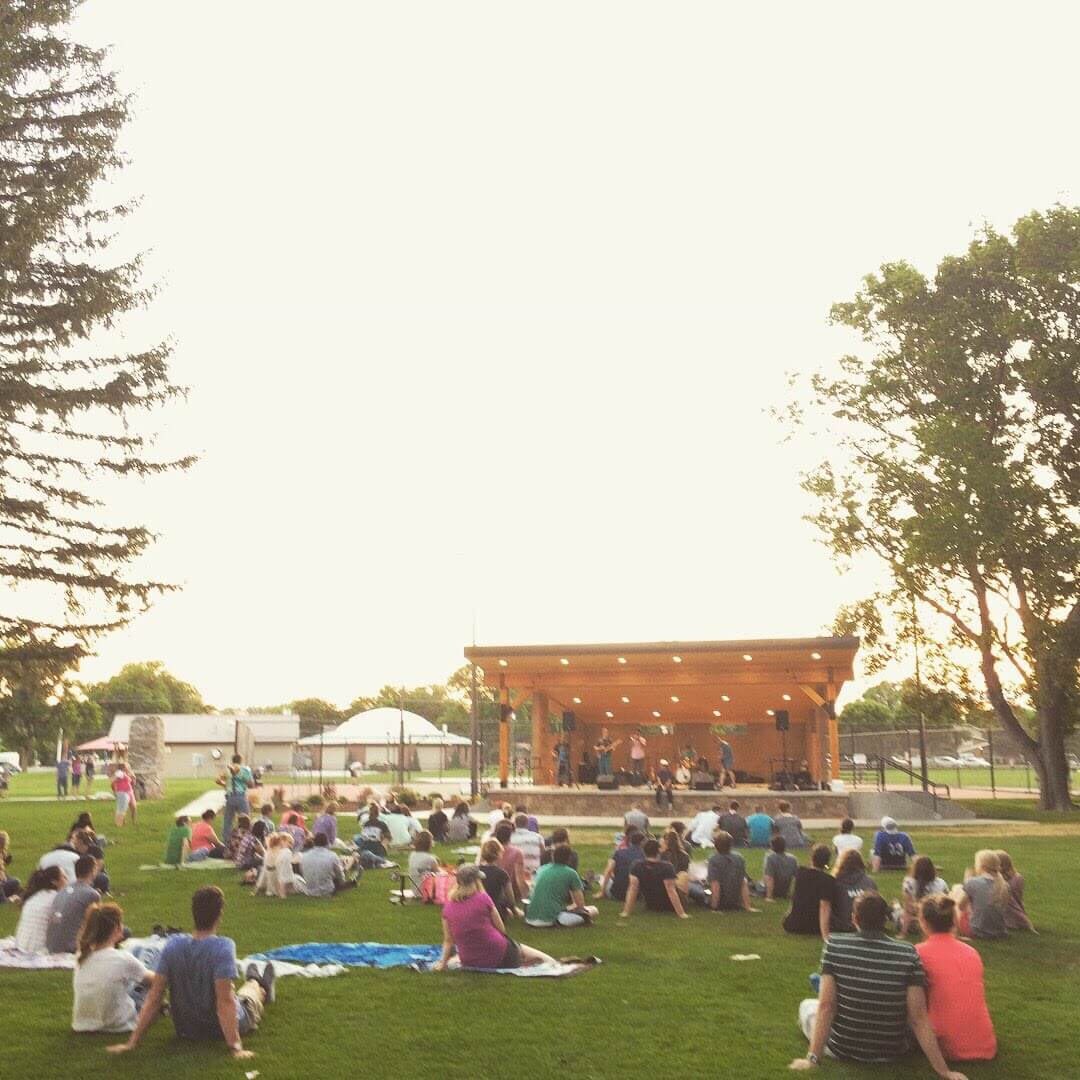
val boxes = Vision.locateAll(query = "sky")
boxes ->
[56,1,1080,709]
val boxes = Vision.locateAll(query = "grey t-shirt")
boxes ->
[763,851,798,899]
[624,809,650,834]
[833,871,878,931]
[717,812,748,845]
[408,851,440,892]
[773,813,808,848]
[300,846,345,897]
[707,851,748,909]
[964,875,1008,939]
[46,881,100,953]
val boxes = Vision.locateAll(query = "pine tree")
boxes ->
[0,1,192,667]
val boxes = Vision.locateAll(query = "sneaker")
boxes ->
[244,962,260,985]
[258,961,276,1004]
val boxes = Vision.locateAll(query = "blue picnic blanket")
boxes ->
[251,942,441,969]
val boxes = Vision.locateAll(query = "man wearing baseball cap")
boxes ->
[871,816,915,872]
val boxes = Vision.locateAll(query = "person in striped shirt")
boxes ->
[790,893,968,1079]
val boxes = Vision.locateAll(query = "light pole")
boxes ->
[912,593,929,793]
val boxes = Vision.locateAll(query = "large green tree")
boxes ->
[790,206,1080,808]
[0,1,192,670]
[88,661,205,722]
[839,679,969,732]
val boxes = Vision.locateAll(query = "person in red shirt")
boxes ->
[189,810,228,861]
[915,894,997,1062]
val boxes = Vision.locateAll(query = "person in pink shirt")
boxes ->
[111,765,136,828]
[915,894,997,1062]
[492,821,529,903]
[433,865,553,972]
[189,810,228,861]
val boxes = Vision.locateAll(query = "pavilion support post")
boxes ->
[806,709,822,784]
[532,691,549,783]
[828,714,840,781]
[499,675,510,789]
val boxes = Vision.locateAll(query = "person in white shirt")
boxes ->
[15,866,67,953]
[253,834,307,897]
[72,902,153,1032]
[487,802,514,832]
[382,809,421,848]
[687,806,722,848]
[833,818,864,857]
[510,814,545,876]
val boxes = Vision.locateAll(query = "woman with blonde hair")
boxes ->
[72,903,153,1032]
[994,850,1034,931]
[254,833,308,897]
[952,849,1008,939]
[478,838,519,918]
[427,797,449,842]
[433,864,553,972]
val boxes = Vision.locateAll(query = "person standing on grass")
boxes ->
[783,844,837,939]
[56,755,70,798]
[791,893,969,1079]
[46,854,101,953]
[216,754,255,844]
[108,885,275,1061]
[72,903,154,1033]
[526,844,598,927]
[763,834,798,901]
[71,755,83,796]
[620,838,689,919]
[915,895,997,1062]
[434,865,555,972]
[111,764,136,828]
[994,850,1035,932]
[871,816,915,872]
[746,804,773,847]
[707,830,756,912]
[84,756,95,795]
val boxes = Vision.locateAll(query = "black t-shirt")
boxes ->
[783,867,838,934]
[656,767,674,786]
[666,848,690,874]
[480,863,512,914]
[630,858,678,912]
[426,810,449,841]
[717,812,748,845]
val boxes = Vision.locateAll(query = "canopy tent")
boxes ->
[75,736,124,753]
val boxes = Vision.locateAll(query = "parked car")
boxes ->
[932,755,961,767]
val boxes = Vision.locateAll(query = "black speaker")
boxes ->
[562,710,576,732]
[775,709,790,732]
[500,703,512,723]
[597,776,619,790]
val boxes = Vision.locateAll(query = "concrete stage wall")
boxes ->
[483,786,850,820]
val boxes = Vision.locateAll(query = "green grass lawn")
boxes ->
[1,789,1076,1079]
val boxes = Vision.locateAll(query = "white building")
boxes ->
[94,713,300,778]
[296,707,472,772]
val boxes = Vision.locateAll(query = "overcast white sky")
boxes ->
[63,1,1079,708]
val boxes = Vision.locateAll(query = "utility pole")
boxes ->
[912,592,929,793]
[398,687,405,787]
[470,664,480,798]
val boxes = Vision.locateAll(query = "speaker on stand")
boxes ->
[776,709,790,788]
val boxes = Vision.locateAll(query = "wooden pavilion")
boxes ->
[464,636,859,788]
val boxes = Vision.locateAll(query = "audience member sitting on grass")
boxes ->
[764,834,798,901]
[163,815,192,867]
[624,803,650,835]
[995,850,1034,932]
[278,810,307,849]
[382,803,421,848]
[791,893,969,1079]
[773,801,810,849]
[447,801,476,842]
[658,827,695,901]
[311,803,340,848]
[516,803,540,832]
[746,805,773,847]
[479,839,520,919]
[0,830,21,901]
[108,885,275,1061]
[783,844,837,939]
[598,828,644,901]
[283,802,307,830]
[47,853,101,953]
[915,895,997,1061]
[717,801,748,846]
[831,849,878,933]
[236,821,268,883]
[686,805,721,848]
[434,865,555,972]
[427,798,449,842]
[15,866,66,953]
[72,902,153,1034]
[541,827,580,871]
[487,801,515,832]
[300,832,357,896]
[356,803,392,855]
[707,830,756,912]
[832,817,862,856]
[188,810,228,862]
[253,833,306,898]
[871,816,915,872]
[408,830,440,893]
[527,844,598,927]
[511,813,545,875]
[40,827,110,893]
[620,838,689,919]
[493,821,529,903]
[226,815,254,862]
[257,804,276,832]
[951,850,1009,940]
[67,812,102,847]
[900,856,948,935]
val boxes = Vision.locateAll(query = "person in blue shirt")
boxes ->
[108,885,275,1061]
[871,817,916,871]
[218,755,256,843]
[596,829,644,901]
[746,804,774,847]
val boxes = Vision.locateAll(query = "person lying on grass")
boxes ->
[525,844,599,927]
[434,864,554,972]
[791,892,968,1079]
[620,838,689,919]
[107,885,275,1061]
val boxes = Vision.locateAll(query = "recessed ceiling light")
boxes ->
[560,658,570,665]
[766,709,775,716]
[498,659,508,667]
[572,697,582,704]
[652,710,661,718]
[605,710,614,718]
[672,655,682,663]
[721,694,730,702]
[617,657,627,664]
[811,651,822,660]
[743,654,753,662]
[621,696,630,703]
[670,695,680,703]
[712,709,722,717]
[782,693,792,701]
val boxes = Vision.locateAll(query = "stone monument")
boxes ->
[128,714,166,800]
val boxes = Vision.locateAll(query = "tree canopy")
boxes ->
[839,679,970,732]
[789,206,1080,808]
[87,660,205,722]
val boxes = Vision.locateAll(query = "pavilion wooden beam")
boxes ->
[488,668,849,691]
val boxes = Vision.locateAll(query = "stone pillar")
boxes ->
[128,714,166,800]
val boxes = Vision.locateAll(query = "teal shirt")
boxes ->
[747,812,773,846]
[226,765,255,796]
[526,863,583,924]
